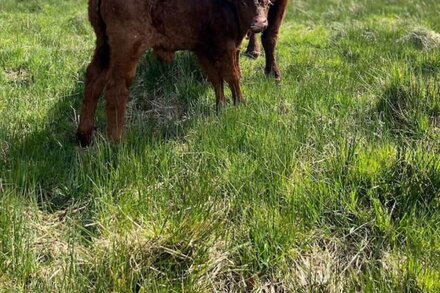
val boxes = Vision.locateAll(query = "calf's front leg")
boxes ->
[77,41,109,147]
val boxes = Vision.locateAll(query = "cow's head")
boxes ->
[226,0,271,33]
[249,0,271,33]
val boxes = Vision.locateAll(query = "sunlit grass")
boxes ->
[1,0,440,291]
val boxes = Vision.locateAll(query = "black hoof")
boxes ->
[265,67,281,82]
[245,50,260,59]
[234,98,246,106]
[76,130,93,147]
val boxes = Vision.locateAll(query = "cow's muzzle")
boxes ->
[250,18,268,33]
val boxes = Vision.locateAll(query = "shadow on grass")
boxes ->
[4,51,212,211]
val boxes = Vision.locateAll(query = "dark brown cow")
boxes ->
[245,0,288,81]
[77,0,270,146]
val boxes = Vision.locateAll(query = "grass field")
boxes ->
[1,0,440,291]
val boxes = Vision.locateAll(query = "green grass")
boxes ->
[1,0,440,291]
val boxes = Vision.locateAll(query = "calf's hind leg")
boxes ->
[105,37,145,143]
[222,50,245,106]
[196,53,226,112]
[77,41,110,147]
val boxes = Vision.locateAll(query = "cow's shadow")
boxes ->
[6,52,212,211]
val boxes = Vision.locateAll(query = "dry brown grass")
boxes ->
[400,27,440,51]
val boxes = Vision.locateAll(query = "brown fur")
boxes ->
[245,0,288,81]
[77,0,270,146]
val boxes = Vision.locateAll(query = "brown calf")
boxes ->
[77,0,270,146]
[245,0,288,81]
